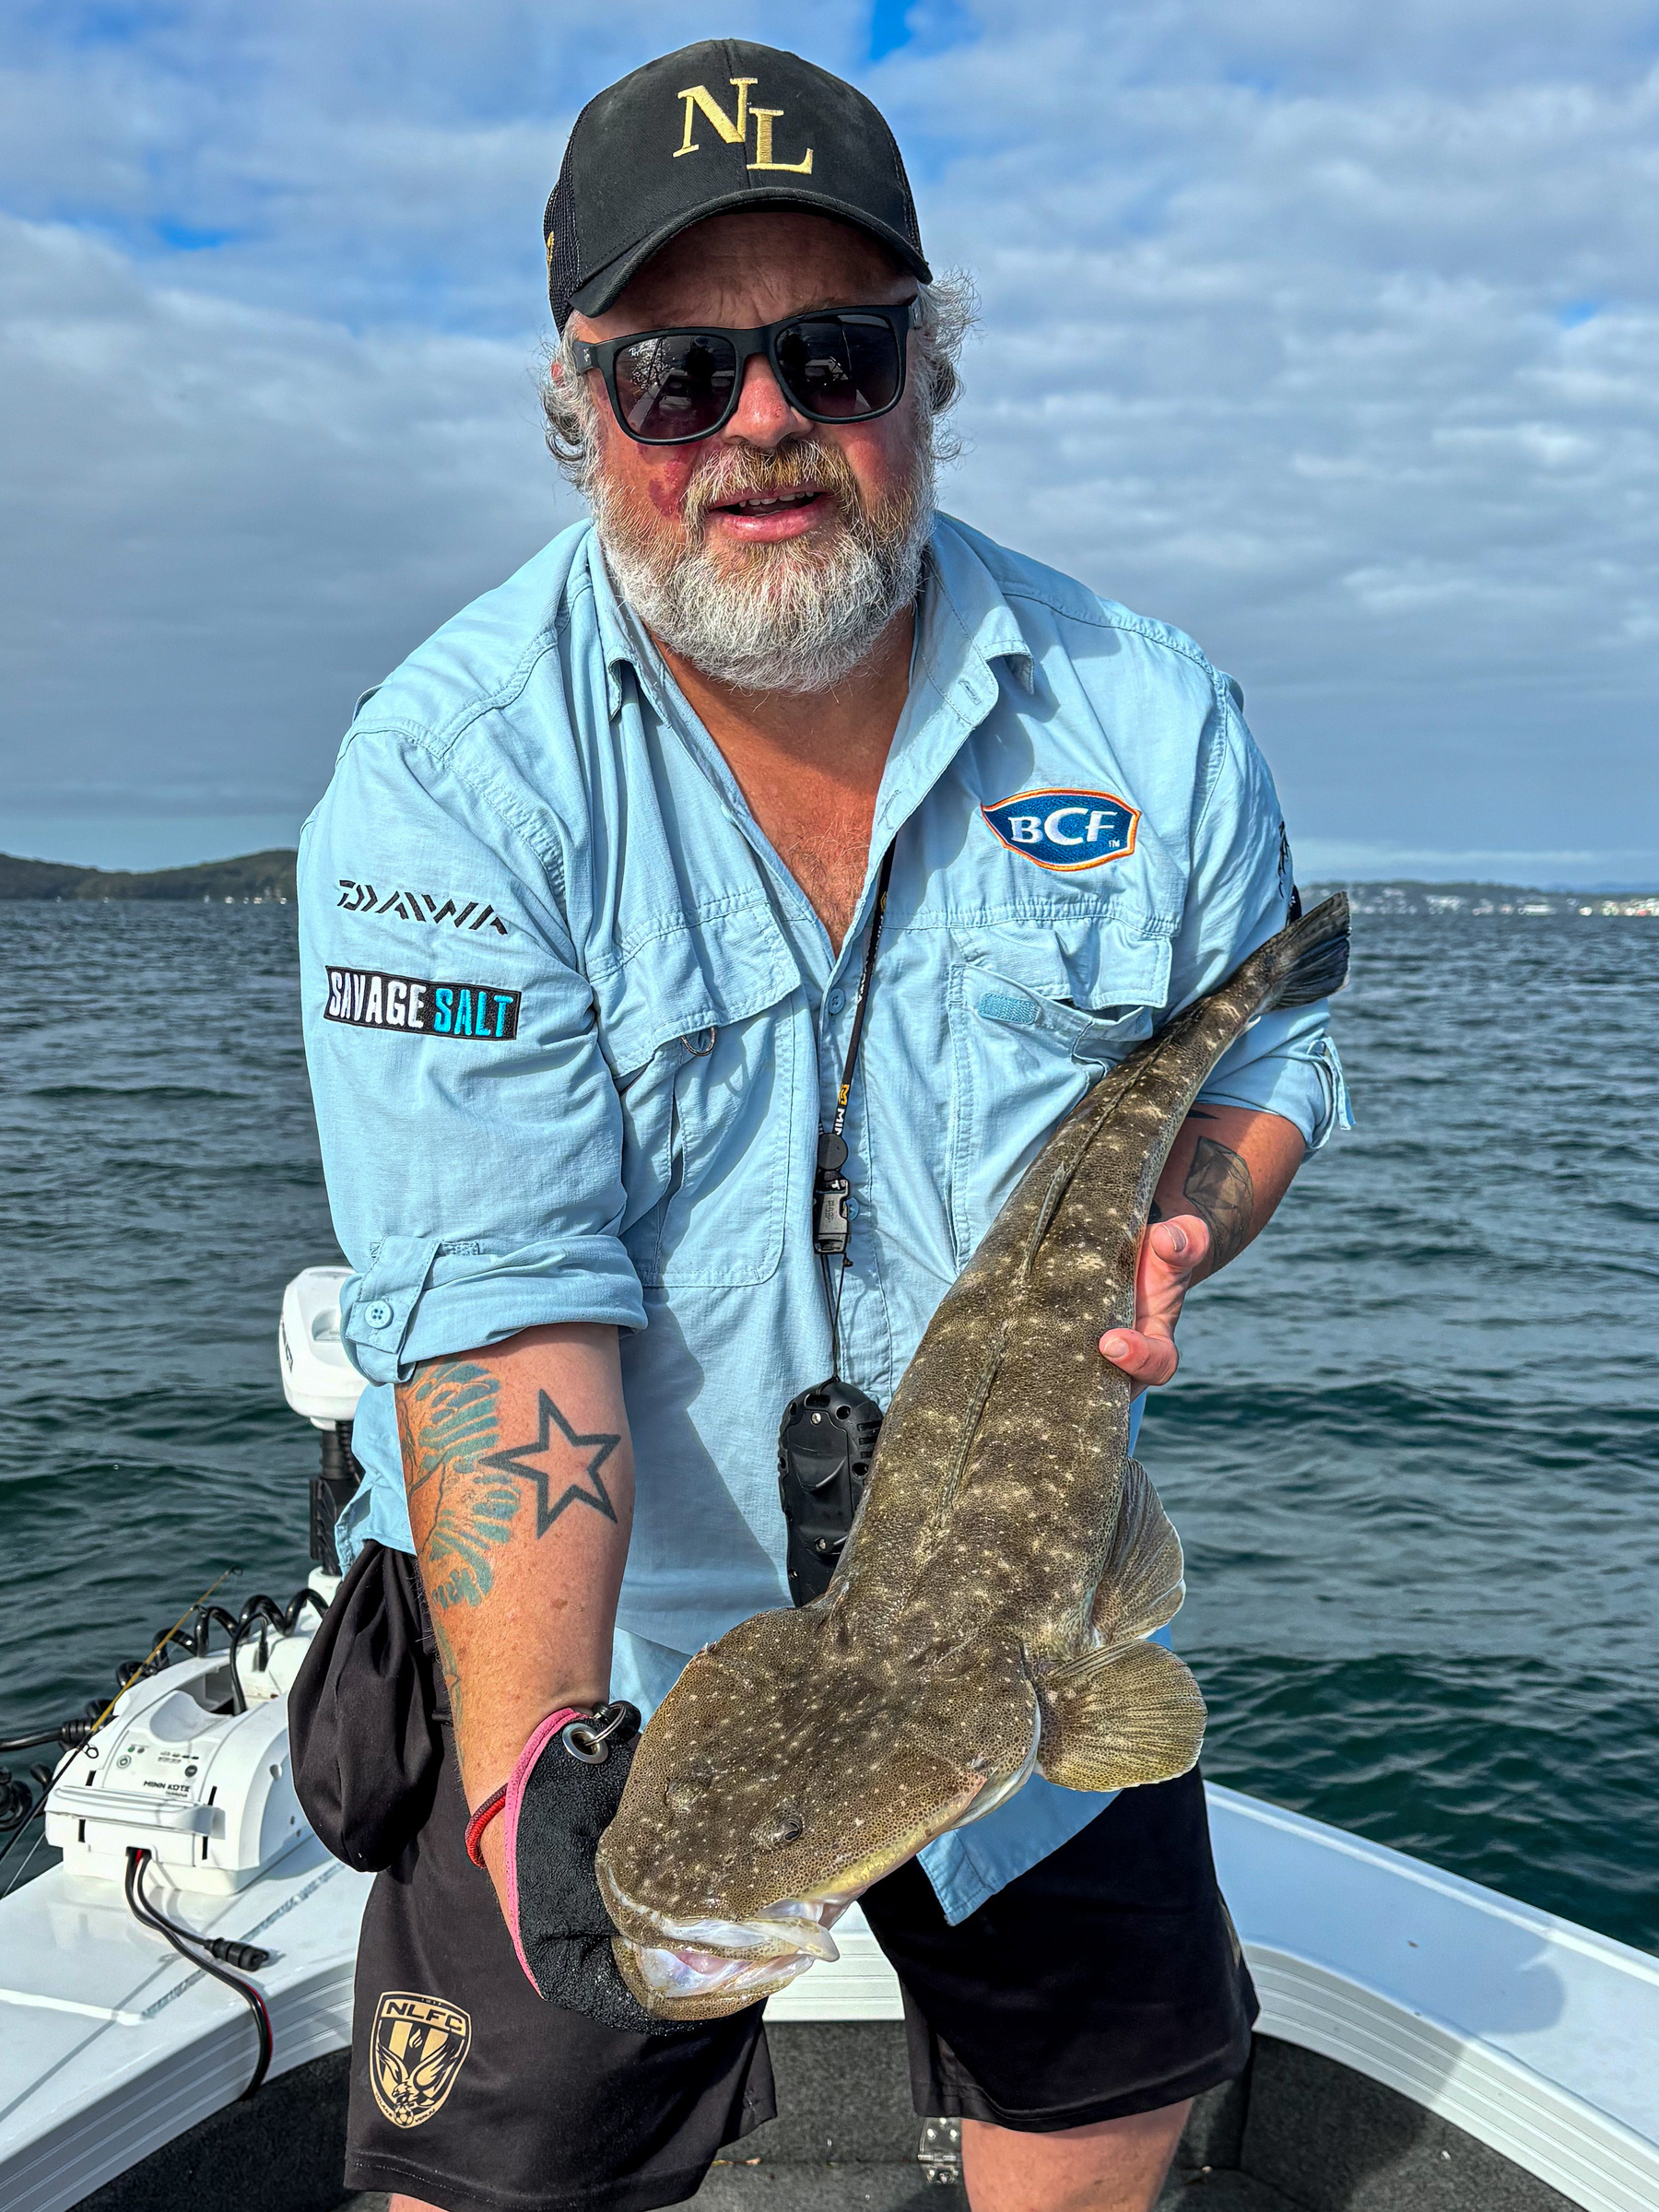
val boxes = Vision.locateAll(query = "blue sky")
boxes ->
[3,1,1658,881]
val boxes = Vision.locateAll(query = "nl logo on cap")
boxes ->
[980,788,1140,872]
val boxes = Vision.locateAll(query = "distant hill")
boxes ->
[0,848,296,902]
[0,852,1650,917]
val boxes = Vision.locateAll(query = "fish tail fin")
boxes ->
[1090,1459,1185,1644]
[1262,891,1350,1009]
[1036,1640,1206,1792]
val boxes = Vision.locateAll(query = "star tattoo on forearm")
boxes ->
[482,1392,620,1537]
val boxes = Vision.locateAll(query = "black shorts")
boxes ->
[345,1732,1256,2212]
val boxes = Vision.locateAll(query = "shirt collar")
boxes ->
[585,528,647,724]
[871,515,1034,856]
[583,528,765,841]
[584,511,1031,712]
[582,512,1037,921]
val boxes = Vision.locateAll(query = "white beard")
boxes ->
[590,443,935,696]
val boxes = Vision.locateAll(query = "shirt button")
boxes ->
[845,1198,860,1220]
[826,987,846,1015]
[363,1300,394,1329]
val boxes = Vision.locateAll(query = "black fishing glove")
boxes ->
[465,1701,697,2038]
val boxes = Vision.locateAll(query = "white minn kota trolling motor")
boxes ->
[3,1270,368,2093]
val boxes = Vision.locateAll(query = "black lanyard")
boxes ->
[812,844,894,1259]
[782,845,895,1604]
[814,844,898,1265]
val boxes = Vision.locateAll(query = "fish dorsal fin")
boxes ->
[1036,1639,1206,1792]
[1262,891,1349,1009]
[1033,1461,1200,1793]
[1089,1459,1185,1644]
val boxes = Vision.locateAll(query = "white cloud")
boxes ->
[2,1,1657,867]
[0,211,580,816]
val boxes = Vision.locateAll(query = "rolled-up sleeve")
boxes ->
[1171,680,1353,1153]
[299,719,645,1386]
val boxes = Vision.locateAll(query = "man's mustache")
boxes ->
[681,439,865,538]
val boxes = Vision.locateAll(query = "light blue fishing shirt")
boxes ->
[298,513,1348,1925]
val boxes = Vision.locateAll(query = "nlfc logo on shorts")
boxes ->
[674,77,813,172]
[370,1990,472,2127]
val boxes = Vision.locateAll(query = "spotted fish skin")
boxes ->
[596,897,1350,2019]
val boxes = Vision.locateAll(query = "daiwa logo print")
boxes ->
[337,880,509,935]
[324,968,521,1040]
[980,788,1139,872]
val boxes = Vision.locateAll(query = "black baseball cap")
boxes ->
[544,41,931,328]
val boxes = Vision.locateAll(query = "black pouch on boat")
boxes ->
[288,1540,443,1871]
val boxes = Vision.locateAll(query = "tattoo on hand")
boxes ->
[397,1359,519,1616]
[1182,1136,1255,1273]
[483,1392,619,1538]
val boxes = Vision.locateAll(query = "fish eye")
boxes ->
[756,1803,806,1850]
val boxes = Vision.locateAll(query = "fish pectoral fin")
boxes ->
[1036,1639,1206,1793]
[1089,1459,1186,1644]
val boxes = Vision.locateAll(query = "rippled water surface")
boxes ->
[1,902,1655,1947]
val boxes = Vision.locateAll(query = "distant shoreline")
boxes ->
[0,849,295,902]
[1304,880,1658,917]
[0,849,1653,915]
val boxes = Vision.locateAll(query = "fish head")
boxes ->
[595,1606,1036,2018]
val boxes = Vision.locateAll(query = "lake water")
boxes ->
[2,900,1655,1950]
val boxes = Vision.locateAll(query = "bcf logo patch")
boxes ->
[980,788,1139,872]
[369,1991,472,2127]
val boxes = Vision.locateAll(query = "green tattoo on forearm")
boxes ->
[397,1359,519,1615]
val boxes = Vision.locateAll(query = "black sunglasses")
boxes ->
[569,301,913,446]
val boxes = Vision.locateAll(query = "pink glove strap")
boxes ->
[464,1708,587,1873]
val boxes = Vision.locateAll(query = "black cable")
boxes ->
[283,1586,326,1632]
[192,1605,241,1654]
[134,1865,273,1972]
[6,1580,318,1749]
[226,1596,288,1714]
[0,1724,75,1754]
[125,1850,272,2098]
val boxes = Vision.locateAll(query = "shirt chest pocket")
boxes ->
[946,913,1172,1263]
[596,903,804,1290]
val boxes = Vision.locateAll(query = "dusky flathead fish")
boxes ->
[596,895,1351,2018]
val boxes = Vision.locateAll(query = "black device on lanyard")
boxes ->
[777,847,894,1606]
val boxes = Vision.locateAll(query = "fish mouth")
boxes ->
[618,1936,819,2012]
[597,1759,1006,2018]
[600,1873,858,2017]
[610,1891,847,1963]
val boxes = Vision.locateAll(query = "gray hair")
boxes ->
[540,269,978,491]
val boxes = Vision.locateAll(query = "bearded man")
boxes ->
[299,40,1347,2212]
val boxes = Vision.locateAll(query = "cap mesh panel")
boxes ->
[547,167,582,326]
